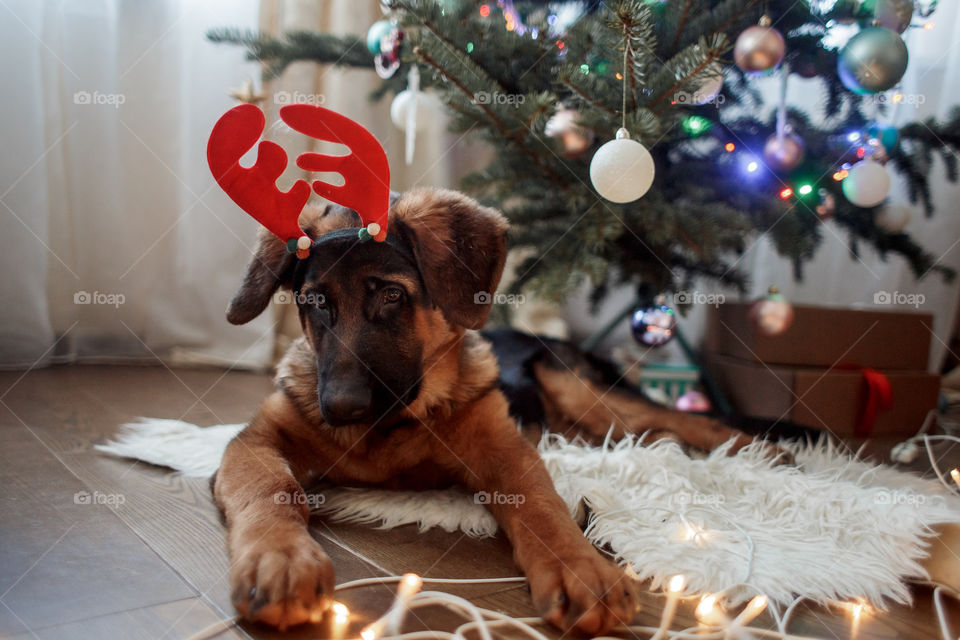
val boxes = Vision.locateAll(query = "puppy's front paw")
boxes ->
[527,551,639,635]
[229,523,335,630]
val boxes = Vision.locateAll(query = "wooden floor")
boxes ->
[0,365,956,640]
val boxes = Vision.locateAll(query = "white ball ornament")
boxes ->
[842,160,891,207]
[875,204,912,233]
[589,128,655,203]
[390,89,439,131]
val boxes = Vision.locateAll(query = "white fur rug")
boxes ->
[98,418,960,608]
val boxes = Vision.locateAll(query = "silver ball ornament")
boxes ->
[837,26,909,94]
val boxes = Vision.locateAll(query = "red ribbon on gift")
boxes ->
[837,365,894,437]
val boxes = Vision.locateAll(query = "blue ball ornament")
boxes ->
[366,20,393,55]
[630,304,677,347]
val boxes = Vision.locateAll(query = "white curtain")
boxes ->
[0,0,272,370]
[0,0,476,370]
[568,6,960,372]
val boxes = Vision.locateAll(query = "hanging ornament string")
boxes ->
[775,62,788,147]
[763,63,804,172]
[405,65,420,165]
[621,38,629,133]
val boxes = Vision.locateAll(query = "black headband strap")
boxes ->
[307,227,418,269]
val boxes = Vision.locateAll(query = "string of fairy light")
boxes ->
[182,565,960,640]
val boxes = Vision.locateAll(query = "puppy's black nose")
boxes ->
[319,383,371,425]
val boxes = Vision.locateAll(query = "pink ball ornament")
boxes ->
[734,21,786,73]
[675,390,711,413]
[763,132,805,172]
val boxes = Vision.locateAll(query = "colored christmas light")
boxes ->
[682,115,712,136]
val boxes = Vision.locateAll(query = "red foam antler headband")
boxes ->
[207,103,390,258]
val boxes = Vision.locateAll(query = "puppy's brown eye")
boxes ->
[382,286,403,305]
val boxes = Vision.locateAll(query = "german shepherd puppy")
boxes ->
[212,188,770,634]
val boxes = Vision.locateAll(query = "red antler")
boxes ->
[281,104,391,242]
[207,104,311,243]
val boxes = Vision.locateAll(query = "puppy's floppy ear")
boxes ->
[392,188,509,330]
[226,203,358,325]
[226,226,295,325]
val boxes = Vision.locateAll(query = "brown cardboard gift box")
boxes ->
[703,353,939,437]
[705,302,933,371]
[703,304,939,437]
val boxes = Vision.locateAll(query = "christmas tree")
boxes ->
[209,0,958,307]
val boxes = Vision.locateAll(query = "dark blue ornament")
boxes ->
[630,305,677,347]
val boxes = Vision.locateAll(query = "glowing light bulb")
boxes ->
[744,595,768,619]
[951,468,959,488]
[361,628,376,640]
[653,575,687,639]
[798,184,813,195]
[696,595,717,619]
[924,21,934,30]
[779,187,793,199]
[333,602,350,621]
[731,594,768,628]
[479,4,490,17]
[669,574,685,593]
[725,142,736,152]
[747,160,759,173]
[847,132,861,142]
[399,573,423,596]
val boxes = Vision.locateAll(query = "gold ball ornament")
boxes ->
[750,286,794,337]
[545,109,595,157]
[734,20,786,73]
